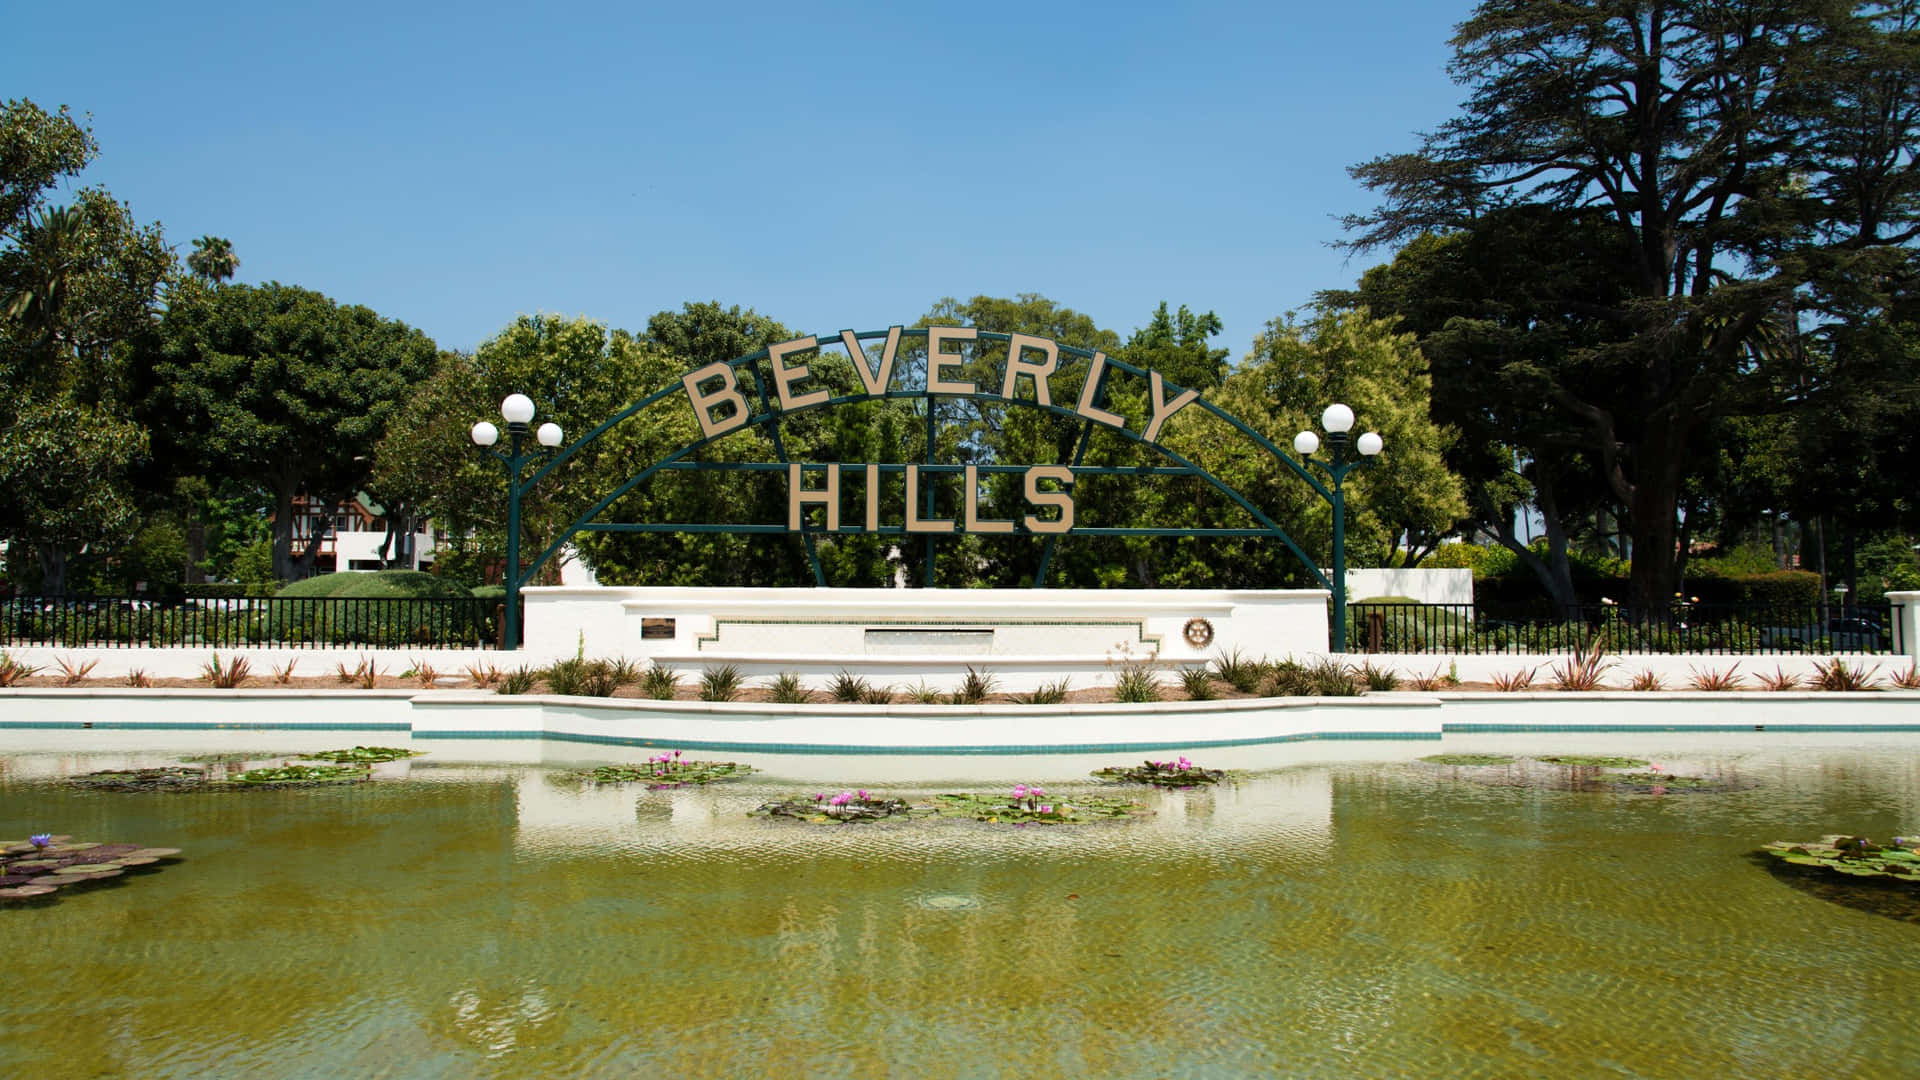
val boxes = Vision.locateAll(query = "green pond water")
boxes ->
[2,735,1917,1079]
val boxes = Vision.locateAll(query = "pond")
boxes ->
[2,733,1915,1078]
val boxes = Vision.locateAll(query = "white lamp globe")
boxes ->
[501,393,536,425]
[470,421,500,447]
[1356,431,1384,456]
[1293,431,1320,455]
[536,422,563,447]
[1321,403,1355,434]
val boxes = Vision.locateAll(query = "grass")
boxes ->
[1307,658,1359,696]
[859,684,895,705]
[907,682,943,704]
[1111,663,1162,703]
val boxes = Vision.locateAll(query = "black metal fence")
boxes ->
[1,594,514,650]
[1347,600,1905,656]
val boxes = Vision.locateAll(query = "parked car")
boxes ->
[1758,616,1890,652]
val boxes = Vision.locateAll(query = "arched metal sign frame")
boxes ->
[508,327,1343,596]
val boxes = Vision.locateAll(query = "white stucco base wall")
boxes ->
[522,586,1330,691]
[0,646,514,681]
[1337,651,1916,686]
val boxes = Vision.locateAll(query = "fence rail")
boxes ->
[1347,601,1905,656]
[1,594,513,650]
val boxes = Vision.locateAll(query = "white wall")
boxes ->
[521,586,1331,691]
[1343,567,1474,605]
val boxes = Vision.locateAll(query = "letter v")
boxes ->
[842,327,903,397]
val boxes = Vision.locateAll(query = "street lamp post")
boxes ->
[1292,404,1384,653]
[470,393,562,650]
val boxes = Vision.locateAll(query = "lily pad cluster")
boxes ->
[0,835,182,903]
[933,785,1144,824]
[1416,753,1736,793]
[1092,756,1227,787]
[583,752,753,788]
[1758,835,1920,884]
[65,746,423,791]
[752,791,917,823]
[299,746,422,763]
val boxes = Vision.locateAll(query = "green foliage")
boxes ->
[1212,649,1264,693]
[699,664,744,702]
[1352,661,1400,691]
[1810,659,1881,692]
[1092,758,1227,786]
[1534,755,1648,769]
[1265,658,1315,697]
[496,666,538,695]
[583,757,752,787]
[232,764,367,785]
[932,791,1143,824]
[143,283,440,582]
[277,569,471,600]
[1759,836,1920,884]
[1420,754,1516,766]
[948,666,998,705]
[827,670,871,703]
[766,671,811,704]
[639,662,680,700]
[543,657,619,698]
[1014,678,1072,705]
[1178,667,1217,700]
[198,653,250,688]
[0,99,96,241]
[1307,658,1360,696]
[300,746,421,763]
[1110,661,1162,704]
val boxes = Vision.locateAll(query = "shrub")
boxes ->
[1307,658,1359,696]
[859,684,895,705]
[1891,662,1920,690]
[1213,648,1264,693]
[1015,678,1072,705]
[1489,667,1539,692]
[699,664,744,702]
[827,670,871,703]
[269,570,486,647]
[271,659,298,685]
[1756,666,1802,691]
[949,666,998,705]
[1686,665,1745,691]
[1265,658,1315,697]
[1178,667,1217,700]
[1810,658,1879,692]
[546,657,618,697]
[1112,664,1161,703]
[1628,668,1667,691]
[497,666,538,695]
[1352,660,1400,692]
[200,653,251,688]
[907,682,943,704]
[766,672,811,704]
[639,663,680,700]
[54,656,98,686]
[1549,641,1612,692]
[125,668,152,687]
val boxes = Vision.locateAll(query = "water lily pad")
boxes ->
[298,746,422,763]
[128,848,182,859]
[1419,753,1516,766]
[1534,755,1649,768]
[0,884,58,899]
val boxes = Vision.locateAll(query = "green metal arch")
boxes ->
[513,328,1337,592]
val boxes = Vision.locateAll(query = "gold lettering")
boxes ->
[926,326,978,396]
[1143,370,1201,443]
[682,361,751,440]
[1074,352,1125,430]
[963,464,1014,533]
[787,464,840,532]
[999,333,1058,406]
[1023,465,1074,534]
[769,336,829,412]
[903,465,954,533]
[843,327,902,397]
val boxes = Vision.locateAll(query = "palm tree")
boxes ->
[186,234,239,284]
[1,204,86,353]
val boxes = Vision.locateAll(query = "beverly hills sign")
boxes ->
[679,326,1203,536]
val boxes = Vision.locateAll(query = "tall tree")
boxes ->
[185,235,239,285]
[1342,0,1920,610]
[143,283,440,581]
[0,99,94,246]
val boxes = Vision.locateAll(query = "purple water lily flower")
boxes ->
[29,833,52,849]
[1038,804,1053,814]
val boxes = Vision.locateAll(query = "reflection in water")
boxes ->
[0,736,1915,1077]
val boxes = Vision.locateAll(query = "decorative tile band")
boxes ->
[1443,723,1920,733]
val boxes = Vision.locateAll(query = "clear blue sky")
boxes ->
[9,1,1472,358]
